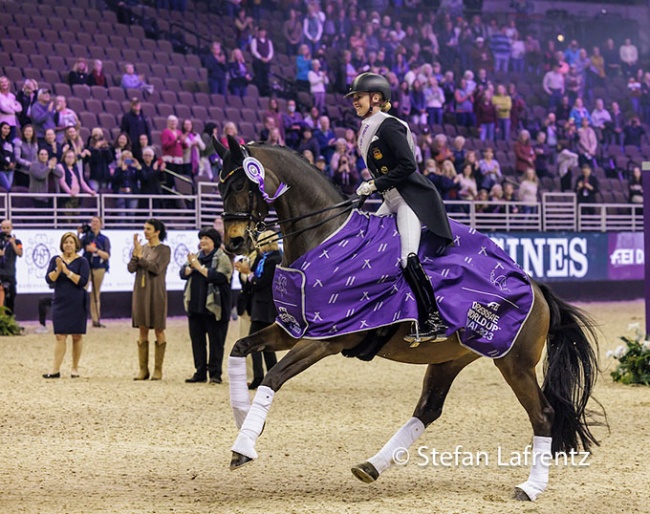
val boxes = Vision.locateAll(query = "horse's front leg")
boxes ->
[230,335,349,470]
[228,324,299,430]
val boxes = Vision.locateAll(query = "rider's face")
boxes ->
[351,92,372,118]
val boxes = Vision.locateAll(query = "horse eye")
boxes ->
[233,178,246,193]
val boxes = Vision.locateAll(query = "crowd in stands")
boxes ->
[1,0,649,215]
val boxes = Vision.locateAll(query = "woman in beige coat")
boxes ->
[128,218,171,380]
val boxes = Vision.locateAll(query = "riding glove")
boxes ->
[356,181,377,196]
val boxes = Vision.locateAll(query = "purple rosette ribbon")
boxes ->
[243,157,290,203]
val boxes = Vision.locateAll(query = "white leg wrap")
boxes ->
[231,386,275,460]
[367,417,425,474]
[516,436,552,501]
[228,356,251,429]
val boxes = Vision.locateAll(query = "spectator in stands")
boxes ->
[0,122,16,190]
[112,132,132,165]
[68,58,89,86]
[331,151,359,196]
[458,163,478,203]
[87,60,109,88]
[588,47,605,90]
[478,147,502,191]
[303,106,320,130]
[282,99,304,150]
[308,59,329,116]
[502,181,520,213]
[488,183,505,213]
[509,83,527,134]
[295,44,313,93]
[543,63,565,111]
[32,89,57,143]
[565,64,582,107]
[86,127,114,192]
[395,80,412,121]
[518,167,539,214]
[259,115,277,143]
[263,97,284,137]
[557,142,579,192]
[591,98,611,144]
[199,123,218,179]
[510,33,525,74]
[138,146,165,201]
[563,40,580,66]
[251,25,274,97]
[120,99,151,154]
[623,116,646,148]
[13,124,38,188]
[29,148,61,209]
[641,72,650,124]
[477,89,497,142]
[62,127,89,164]
[542,112,559,162]
[235,8,255,50]
[314,116,336,164]
[606,101,625,148]
[627,74,642,115]
[302,149,315,165]
[452,136,466,172]
[265,127,284,147]
[181,119,205,177]
[283,8,303,56]
[575,49,591,99]
[16,79,38,129]
[0,77,22,142]
[204,42,228,96]
[227,48,252,98]
[569,98,592,127]
[454,78,475,128]
[133,134,150,163]
[514,129,535,174]
[602,38,620,77]
[161,115,183,184]
[575,164,600,212]
[112,150,139,213]
[120,63,154,95]
[628,165,643,204]
[423,76,444,127]
[54,96,80,145]
[39,128,62,163]
[220,121,245,146]
[492,84,512,141]
[556,95,571,122]
[533,131,550,179]
[489,25,511,73]
[58,148,95,200]
[303,2,324,55]
[619,38,638,77]
[524,34,542,75]
[410,79,428,128]
[297,127,320,161]
[543,40,557,73]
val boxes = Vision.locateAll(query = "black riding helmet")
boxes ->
[345,72,391,102]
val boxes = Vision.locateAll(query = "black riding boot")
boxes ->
[402,253,448,344]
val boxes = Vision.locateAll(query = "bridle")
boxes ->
[220,145,364,248]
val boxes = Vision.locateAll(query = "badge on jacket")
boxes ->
[372,147,383,160]
[380,166,389,174]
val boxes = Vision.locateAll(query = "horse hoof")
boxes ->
[513,487,532,501]
[351,462,379,484]
[230,451,254,470]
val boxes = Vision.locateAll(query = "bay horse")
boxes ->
[214,135,602,501]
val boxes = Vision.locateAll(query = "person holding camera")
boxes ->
[80,216,110,328]
[0,219,22,314]
[86,128,114,192]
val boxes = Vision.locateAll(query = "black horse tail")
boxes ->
[538,282,605,454]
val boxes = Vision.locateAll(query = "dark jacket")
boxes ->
[248,250,282,324]
[180,248,232,319]
[366,117,453,243]
[120,111,151,146]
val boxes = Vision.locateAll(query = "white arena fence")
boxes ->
[2,186,644,233]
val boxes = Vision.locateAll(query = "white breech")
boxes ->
[228,356,251,429]
[367,417,425,474]
[376,189,421,267]
[516,436,553,501]
[231,386,275,460]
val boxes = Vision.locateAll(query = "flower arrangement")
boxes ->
[608,323,650,385]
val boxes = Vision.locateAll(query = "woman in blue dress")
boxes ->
[42,232,90,378]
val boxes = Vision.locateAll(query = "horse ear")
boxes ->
[213,136,228,159]
[227,135,245,162]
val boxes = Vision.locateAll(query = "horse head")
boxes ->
[215,135,270,255]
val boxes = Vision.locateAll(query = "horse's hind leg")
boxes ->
[352,352,479,484]
[494,341,554,501]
